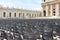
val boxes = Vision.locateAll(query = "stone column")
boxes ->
[50,5,53,16]
[42,5,46,16]
[46,5,49,16]
[41,7,44,16]
[56,3,59,16]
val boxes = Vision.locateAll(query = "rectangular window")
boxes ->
[3,12,6,17]
[53,11,56,16]
[14,13,16,17]
[23,13,24,17]
[9,12,11,17]
[19,13,21,17]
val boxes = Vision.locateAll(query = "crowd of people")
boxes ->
[0,19,59,40]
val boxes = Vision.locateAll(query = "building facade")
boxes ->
[42,0,60,17]
[0,6,41,19]
[0,0,60,19]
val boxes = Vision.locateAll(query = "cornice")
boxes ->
[0,6,40,12]
[41,0,60,6]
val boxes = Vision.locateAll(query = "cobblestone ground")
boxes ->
[0,19,60,40]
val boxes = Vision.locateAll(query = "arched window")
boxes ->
[14,13,16,17]
[19,13,21,17]
[44,10,46,16]
[3,12,6,17]
[9,12,11,17]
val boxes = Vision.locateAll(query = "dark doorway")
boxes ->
[44,10,46,16]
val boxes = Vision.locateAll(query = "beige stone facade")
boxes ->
[30,0,60,19]
[41,0,60,17]
[0,6,41,19]
[1,0,60,19]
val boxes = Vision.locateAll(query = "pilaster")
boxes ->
[46,5,49,16]
[50,5,53,16]
[56,3,59,16]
